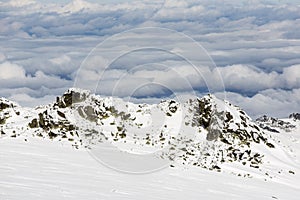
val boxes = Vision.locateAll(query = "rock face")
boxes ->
[177,95,274,170]
[289,113,300,120]
[0,88,279,171]
[0,102,10,111]
[0,98,19,125]
[55,88,89,108]
[193,95,266,144]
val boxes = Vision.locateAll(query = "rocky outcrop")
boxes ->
[0,102,10,111]
[180,95,275,170]
[55,88,89,108]
[256,115,296,132]
[0,89,282,171]
[0,98,19,126]
[289,113,300,121]
[192,96,270,146]
[29,110,76,131]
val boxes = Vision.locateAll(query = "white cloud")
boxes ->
[6,0,35,7]
[0,61,26,79]
[59,0,96,14]
[214,64,300,94]
[0,53,6,62]
[223,88,300,119]
[217,64,280,93]
[49,55,71,66]
[8,93,56,108]
[0,0,299,118]
[282,65,300,88]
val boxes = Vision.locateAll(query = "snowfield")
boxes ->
[0,136,299,200]
[1,135,299,200]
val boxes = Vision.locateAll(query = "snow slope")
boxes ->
[0,137,299,200]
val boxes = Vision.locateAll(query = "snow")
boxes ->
[0,136,299,200]
[1,92,300,199]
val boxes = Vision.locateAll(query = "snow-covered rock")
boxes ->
[0,88,296,174]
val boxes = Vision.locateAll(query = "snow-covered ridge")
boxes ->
[256,115,297,133]
[0,88,299,176]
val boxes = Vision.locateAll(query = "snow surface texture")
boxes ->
[0,88,299,199]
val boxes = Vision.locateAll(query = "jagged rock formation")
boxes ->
[289,113,300,121]
[163,95,275,170]
[0,98,20,128]
[256,115,296,132]
[0,89,278,171]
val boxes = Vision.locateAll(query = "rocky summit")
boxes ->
[0,88,298,175]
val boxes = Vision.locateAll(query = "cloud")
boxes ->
[0,0,299,119]
[59,0,96,14]
[282,65,300,89]
[0,60,72,106]
[0,0,299,39]
[0,0,165,37]
[5,0,36,7]
[8,93,57,108]
[223,88,300,119]
[0,69,71,90]
[90,63,299,99]
[215,64,300,95]
[0,53,7,62]
[49,55,71,66]
[0,61,26,79]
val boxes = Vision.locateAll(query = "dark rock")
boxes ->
[266,143,275,148]
[48,131,58,139]
[57,110,66,118]
[289,113,300,120]
[256,115,296,131]
[119,131,126,139]
[225,112,233,123]
[38,113,45,128]
[168,100,178,113]
[259,125,279,133]
[57,90,87,108]
[0,117,6,125]
[28,118,39,128]
[212,165,221,170]
[67,124,75,131]
[256,115,269,122]
[220,137,232,145]
[121,113,131,121]
[250,164,259,169]
[196,97,212,129]
[0,102,10,111]
[289,170,295,174]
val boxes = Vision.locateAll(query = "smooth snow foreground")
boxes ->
[0,137,299,200]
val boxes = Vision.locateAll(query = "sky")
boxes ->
[0,0,300,118]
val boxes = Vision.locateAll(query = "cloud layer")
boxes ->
[0,0,299,118]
